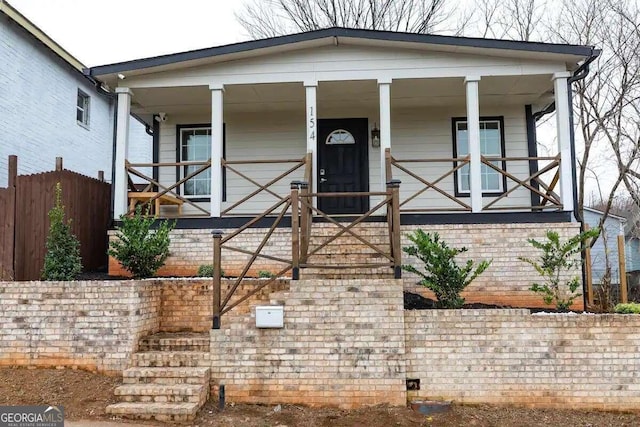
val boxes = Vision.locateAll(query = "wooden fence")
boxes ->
[0,156,111,280]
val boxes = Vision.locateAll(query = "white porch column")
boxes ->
[305,81,318,195]
[465,76,482,213]
[379,79,392,191]
[210,84,224,217]
[553,72,574,212]
[114,87,132,218]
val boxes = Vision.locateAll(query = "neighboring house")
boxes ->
[88,28,599,309]
[583,207,627,284]
[0,1,151,188]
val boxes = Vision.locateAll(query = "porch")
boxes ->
[116,75,572,222]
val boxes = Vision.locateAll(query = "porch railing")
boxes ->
[385,148,563,212]
[221,153,311,216]
[125,160,211,217]
[211,178,402,328]
[480,155,562,211]
[385,148,472,212]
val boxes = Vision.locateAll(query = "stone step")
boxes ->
[138,332,209,352]
[122,367,210,385]
[132,351,209,368]
[106,402,199,422]
[114,384,207,404]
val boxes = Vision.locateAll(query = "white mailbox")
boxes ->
[255,305,284,328]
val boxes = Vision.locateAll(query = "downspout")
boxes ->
[567,49,601,310]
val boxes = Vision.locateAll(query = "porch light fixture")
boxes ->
[371,123,380,148]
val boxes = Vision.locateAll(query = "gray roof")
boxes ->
[86,27,599,77]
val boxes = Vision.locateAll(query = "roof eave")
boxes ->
[87,27,597,78]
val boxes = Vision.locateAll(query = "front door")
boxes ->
[317,118,369,214]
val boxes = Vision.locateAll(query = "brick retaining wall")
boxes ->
[0,280,161,374]
[4,278,637,411]
[405,309,640,410]
[209,279,407,409]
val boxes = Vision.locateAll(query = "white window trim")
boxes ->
[76,89,90,129]
[454,117,505,195]
[179,126,212,199]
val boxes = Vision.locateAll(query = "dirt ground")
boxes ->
[1,368,639,426]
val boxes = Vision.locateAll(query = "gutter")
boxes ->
[567,49,601,310]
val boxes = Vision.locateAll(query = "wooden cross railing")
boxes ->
[221,153,311,215]
[481,155,562,211]
[125,160,212,217]
[211,177,403,329]
[385,148,471,212]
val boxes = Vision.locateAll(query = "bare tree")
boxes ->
[236,0,455,38]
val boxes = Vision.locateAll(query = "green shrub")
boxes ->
[197,264,224,277]
[258,270,274,278]
[108,206,175,279]
[519,228,599,311]
[614,302,640,314]
[42,183,82,281]
[402,230,491,309]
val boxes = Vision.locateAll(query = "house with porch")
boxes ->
[87,28,599,309]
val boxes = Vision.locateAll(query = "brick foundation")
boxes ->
[110,221,582,309]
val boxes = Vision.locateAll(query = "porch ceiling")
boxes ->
[130,75,554,119]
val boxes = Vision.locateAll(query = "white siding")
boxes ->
[124,45,567,89]
[157,103,533,215]
[0,15,150,186]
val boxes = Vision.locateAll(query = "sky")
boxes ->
[10,0,250,66]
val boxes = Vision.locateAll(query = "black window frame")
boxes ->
[452,116,507,198]
[175,123,226,203]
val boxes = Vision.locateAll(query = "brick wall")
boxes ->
[111,221,582,309]
[0,280,161,374]
[159,278,289,332]
[401,222,583,309]
[209,279,407,409]
[109,228,292,278]
[405,309,640,410]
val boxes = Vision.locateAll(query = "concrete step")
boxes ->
[106,402,199,422]
[132,351,209,368]
[122,367,210,385]
[138,332,209,352]
[114,384,207,404]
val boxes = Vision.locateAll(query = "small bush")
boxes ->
[258,270,274,278]
[614,302,640,314]
[42,183,82,281]
[520,228,599,311]
[197,264,224,277]
[108,206,175,279]
[402,230,491,309]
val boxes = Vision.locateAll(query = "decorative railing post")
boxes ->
[387,179,402,279]
[211,229,223,329]
[290,181,301,280]
[299,181,310,264]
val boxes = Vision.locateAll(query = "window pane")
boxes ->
[455,119,503,192]
[76,109,84,123]
[460,165,470,192]
[181,128,212,196]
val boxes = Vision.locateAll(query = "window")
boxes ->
[76,90,90,127]
[453,117,506,195]
[179,127,211,198]
[326,129,355,145]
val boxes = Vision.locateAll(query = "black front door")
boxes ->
[317,118,369,214]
